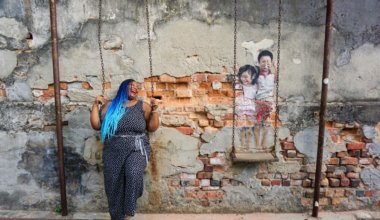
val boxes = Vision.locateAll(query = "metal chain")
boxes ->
[145,0,154,99]
[274,0,282,148]
[232,0,237,154]
[98,0,106,95]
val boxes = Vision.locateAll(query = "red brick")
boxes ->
[345,189,355,197]
[291,180,303,186]
[176,127,194,135]
[281,142,295,150]
[365,191,373,197]
[81,82,91,89]
[340,178,350,187]
[261,179,271,186]
[282,180,291,186]
[319,197,330,206]
[145,76,159,82]
[327,157,340,165]
[197,171,213,179]
[346,142,365,150]
[0,89,6,97]
[302,179,312,188]
[59,82,68,90]
[213,120,225,128]
[290,172,308,180]
[177,76,192,83]
[341,157,358,165]
[348,150,361,157]
[337,151,349,158]
[301,197,312,206]
[175,89,192,98]
[329,178,340,187]
[192,73,207,82]
[346,172,359,179]
[207,74,224,82]
[201,199,209,207]
[359,158,373,165]
[198,156,209,165]
[350,179,361,188]
[321,178,329,187]
[256,173,268,179]
[204,165,213,172]
[361,149,370,157]
[332,197,348,205]
[221,179,230,187]
[271,179,281,186]
[159,74,176,83]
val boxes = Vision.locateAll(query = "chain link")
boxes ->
[232,0,237,154]
[145,0,154,100]
[98,0,106,95]
[274,0,282,148]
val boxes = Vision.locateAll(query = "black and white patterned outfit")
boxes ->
[102,100,150,220]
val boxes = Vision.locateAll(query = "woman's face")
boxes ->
[128,81,140,100]
[259,56,272,74]
[240,71,253,85]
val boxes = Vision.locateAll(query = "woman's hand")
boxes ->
[150,97,162,111]
[95,94,105,105]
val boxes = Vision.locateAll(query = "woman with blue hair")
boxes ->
[90,79,160,220]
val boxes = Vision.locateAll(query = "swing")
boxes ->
[97,0,156,101]
[230,0,282,163]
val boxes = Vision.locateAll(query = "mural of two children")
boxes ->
[235,50,277,151]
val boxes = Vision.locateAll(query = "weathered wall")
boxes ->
[0,0,379,213]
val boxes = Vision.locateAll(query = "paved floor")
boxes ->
[0,210,379,220]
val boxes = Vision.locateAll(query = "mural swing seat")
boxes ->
[230,0,282,163]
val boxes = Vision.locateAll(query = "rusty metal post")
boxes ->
[49,0,68,216]
[312,0,333,217]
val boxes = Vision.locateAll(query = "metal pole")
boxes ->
[312,0,333,217]
[49,0,68,216]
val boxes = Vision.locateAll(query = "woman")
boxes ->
[90,79,160,220]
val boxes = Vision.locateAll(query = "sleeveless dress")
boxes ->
[102,100,151,219]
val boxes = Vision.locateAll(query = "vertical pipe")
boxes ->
[312,0,333,217]
[49,0,68,216]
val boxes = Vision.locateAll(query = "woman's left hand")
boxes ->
[150,97,162,111]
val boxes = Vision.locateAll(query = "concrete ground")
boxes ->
[0,210,379,220]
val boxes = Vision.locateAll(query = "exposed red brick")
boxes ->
[0,89,7,97]
[320,178,329,187]
[81,82,92,90]
[192,73,207,82]
[365,191,373,197]
[282,180,291,186]
[301,197,312,206]
[329,178,340,187]
[291,172,308,180]
[198,119,209,127]
[346,172,359,179]
[281,141,296,150]
[207,74,224,82]
[348,150,361,157]
[197,171,213,179]
[176,127,194,135]
[145,76,159,82]
[261,179,271,186]
[361,149,370,157]
[327,157,340,165]
[197,156,209,165]
[340,178,350,187]
[204,165,213,172]
[346,142,365,150]
[177,76,192,83]
[359,158,373,165]
[350,179,361,188]
[271,179,281,186]
[102,82,111,90]
[341,157,358,165]
[302,179,312,188]
[159,74,176,83]
[319,198,330,206]
[213,120,225,128]
[201,199,209,207]
[332,197,348,205]
[336,151,349,158]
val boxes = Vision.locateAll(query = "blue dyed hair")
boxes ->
[100,79,134,142]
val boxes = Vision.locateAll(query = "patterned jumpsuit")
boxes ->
[102,100,151,220]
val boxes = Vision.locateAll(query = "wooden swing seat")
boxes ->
[231,151,277,163]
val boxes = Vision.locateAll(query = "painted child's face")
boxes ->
[259,56,272,74]
[240,71,253,85]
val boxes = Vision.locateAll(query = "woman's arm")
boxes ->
[143,99,160,132]
[90,95,110,130]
